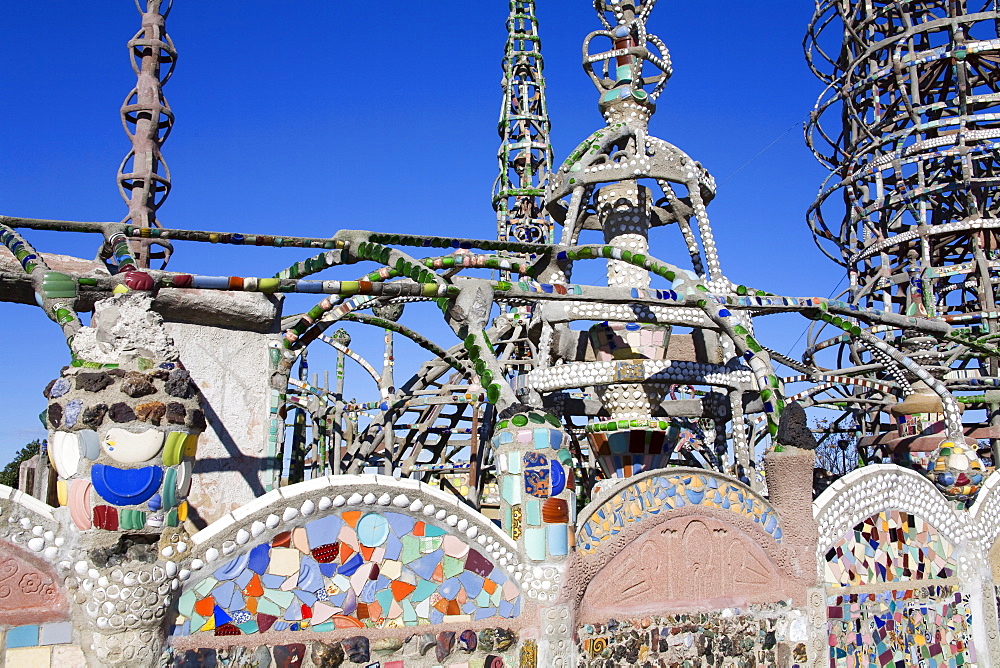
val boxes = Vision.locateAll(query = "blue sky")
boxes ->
[0,1,839,461]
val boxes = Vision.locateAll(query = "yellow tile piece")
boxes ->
[56,480,68,506]
[183,433,199,457]
[6,647,52,668]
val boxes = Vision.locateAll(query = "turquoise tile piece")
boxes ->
[6,624,39,648]
[501,475,521,504]
[525,497,541,526]
[524,527,546,561]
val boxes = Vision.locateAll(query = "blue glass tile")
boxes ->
[247,543,270,575]
[409,549,444,580]
[386,512,415,537]
[304,514,343,548]
[439,577,461,599]
[261,574,285,589]
[474,607,498,621]
[6,625,39,648]
[296,556,323,591]
[338,553,364,577]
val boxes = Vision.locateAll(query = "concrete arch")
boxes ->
[576,467,785,556]
[813,464,968,556]
[175,475,535,636]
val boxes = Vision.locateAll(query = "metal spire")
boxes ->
[117,0,176,269]
[493,0,554,250]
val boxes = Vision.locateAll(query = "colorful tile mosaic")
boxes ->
[577,472,782,554]
[827,586,976,667]
[824,510,956,587]
[494,413,575,562]
[175,510,521,635]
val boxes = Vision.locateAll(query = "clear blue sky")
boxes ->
[0,1,838,461]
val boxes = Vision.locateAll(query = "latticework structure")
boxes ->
[803,0,1000,470]
[493,0,554,247]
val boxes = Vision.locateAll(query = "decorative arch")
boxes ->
[576,467,784,555]
[815,467,982,667]
[813,464,966,557]
[177,475,527,637]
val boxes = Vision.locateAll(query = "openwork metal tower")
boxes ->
[804,0,1000,469]
[806,1,1000,320]
[493,0,554,247]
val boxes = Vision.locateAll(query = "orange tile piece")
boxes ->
[342,511,362,528]
[432,562,444,583]
[194,596,216,617]
[356,602,369,619]
[340,542,355,562]
[361,545,375,561]
[413,521,425,537]
[246,597,258,614]
[332,615,364,629]
[482,579,497,595]
[272,531,291,548]
[434,597,451,614]
[391,581,416,601]
[243,573,264,597]
[367,601,382,621]
[447,599,461,615]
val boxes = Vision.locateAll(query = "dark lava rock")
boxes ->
[82,403,108,428]
[188,408,206,431]
[166,402,186,425]
[109,402,136,423]
[165,369,195,399]
[47,403,62,428]
[76,372,114,393]
[775,401,817,450]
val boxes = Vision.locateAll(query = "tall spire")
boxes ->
[493,0,553,249]
[118,0,176,269]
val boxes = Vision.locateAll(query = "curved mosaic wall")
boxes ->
[825,510,956,588]
[175,509,521,635]
[577,470,782,555]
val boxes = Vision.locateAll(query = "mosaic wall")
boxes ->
[825,510,956,587]
[577,471,782,554]
[493,412,576,563]
[827,586,976,667]
[1,622,84,668]
[576,610,810,667]
[175,510,521,635]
